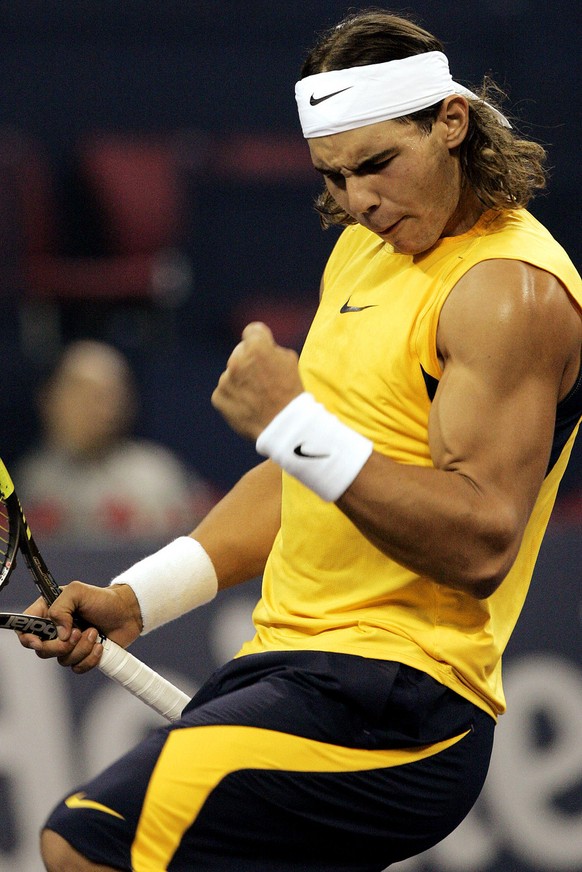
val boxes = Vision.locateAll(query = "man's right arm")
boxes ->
[18,459,282,671]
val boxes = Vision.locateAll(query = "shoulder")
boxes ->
[465,209,582,297]
[438,259,581,395]
[14,448,65,485]
[443,259,577,327]
[114,440,190,479]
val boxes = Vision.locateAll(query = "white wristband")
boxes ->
[256,392,373,502]
[109,537,218,634]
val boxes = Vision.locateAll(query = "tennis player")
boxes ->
[22,10,582,871]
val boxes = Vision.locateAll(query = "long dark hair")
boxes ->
[300,9,548,228]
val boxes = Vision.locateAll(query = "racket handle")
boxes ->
[98,637,190,723]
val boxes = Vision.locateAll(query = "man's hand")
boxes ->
[212,322,304,440]
[18,582,143,674]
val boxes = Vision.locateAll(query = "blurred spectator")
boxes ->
[14,339,218,545]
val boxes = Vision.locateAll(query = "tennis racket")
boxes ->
[0,457,190,722]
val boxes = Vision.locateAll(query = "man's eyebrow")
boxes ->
[313,147,397,176]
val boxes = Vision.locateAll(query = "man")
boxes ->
[22,10,582,872]
[15,340,216,544]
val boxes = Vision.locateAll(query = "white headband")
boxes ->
[295,51,510,138]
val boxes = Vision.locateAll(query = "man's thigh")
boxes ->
[43,652,494,871]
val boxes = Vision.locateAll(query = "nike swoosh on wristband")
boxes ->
[309,86,353,106]
[294,444,330,459]
[65,791,126,820]
[340,297,378,313]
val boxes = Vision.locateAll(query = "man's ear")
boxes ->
[440,95,470,149]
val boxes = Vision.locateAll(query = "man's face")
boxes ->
[308,100,471,256]
[43,357,131,458]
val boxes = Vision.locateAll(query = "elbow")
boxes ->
[459,554,516,600]
[455,506,523,600]
[468,572,508,600]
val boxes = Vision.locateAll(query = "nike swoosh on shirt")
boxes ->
[309,87,353,106]
[65,791,126,820]
[340,298,378,313]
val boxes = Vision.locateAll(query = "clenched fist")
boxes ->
[212,322,304,440]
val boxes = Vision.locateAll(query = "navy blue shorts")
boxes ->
[45,651,495,871]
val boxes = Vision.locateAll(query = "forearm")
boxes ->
[337,452,522,598]
[20,461,282,665]
[107,460,280,635]
[245,392,520,597]
[191,459,282,589]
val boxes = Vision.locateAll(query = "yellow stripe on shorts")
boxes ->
[131,724,469,870]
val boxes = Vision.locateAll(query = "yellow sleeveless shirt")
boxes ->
[239,209,582,718]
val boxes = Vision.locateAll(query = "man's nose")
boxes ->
[344,175,381,215]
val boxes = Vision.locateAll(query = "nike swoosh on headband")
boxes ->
[296,53,511,138]
[310,86,353,106]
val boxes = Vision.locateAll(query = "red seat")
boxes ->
[21,133,193,305]
[78,136,183,255]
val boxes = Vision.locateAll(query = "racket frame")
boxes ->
[0,459,190,722]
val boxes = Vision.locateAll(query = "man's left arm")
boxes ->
[212,262,581,599]
[337,259,581,596]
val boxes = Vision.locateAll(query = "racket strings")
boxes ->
[0,500,10,567]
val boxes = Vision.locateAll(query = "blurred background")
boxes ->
[0,0,580,505]
[0,2,580,871]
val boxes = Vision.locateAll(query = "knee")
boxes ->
[40,828,94,872]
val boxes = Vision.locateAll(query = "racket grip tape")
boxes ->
[98,638,190,723]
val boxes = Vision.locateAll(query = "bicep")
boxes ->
[431,260,576,522]
[430,352,555,523]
